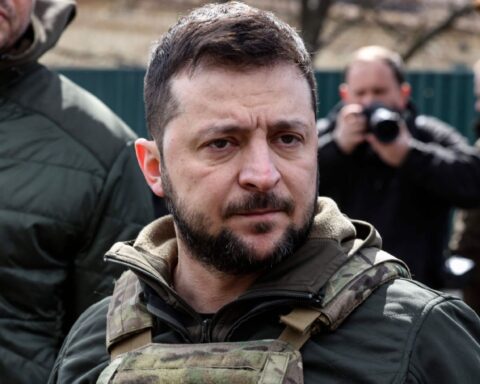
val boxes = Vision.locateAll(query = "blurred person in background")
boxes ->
[317,45,480,289]
[449,58,480,314]
[0,0,155,382]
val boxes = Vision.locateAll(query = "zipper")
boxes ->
[106,253,324,343]
[238,290,322,303]
[106,254,321,312]
[201,318,212,343]
[214,291,323,342]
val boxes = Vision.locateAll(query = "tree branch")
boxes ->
[402,3,475,62]
[320,16,363,49]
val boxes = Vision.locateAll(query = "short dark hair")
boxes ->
[144,1,316,146]
[344,45,406,86]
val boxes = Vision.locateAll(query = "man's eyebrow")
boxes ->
[198,119,311,136]
[270,119,311,132]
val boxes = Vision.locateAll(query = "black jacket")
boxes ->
[317,102,480,288]
[0,1,155,383]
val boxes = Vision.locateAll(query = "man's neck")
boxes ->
[173,249,260,314]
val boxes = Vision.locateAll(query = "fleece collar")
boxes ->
[106,197,382,298]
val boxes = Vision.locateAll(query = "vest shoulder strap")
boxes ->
[278,247,410,349]
[106,271,153,359]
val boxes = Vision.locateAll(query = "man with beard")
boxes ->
[449,58,480,315]
[0,1,155,382]
[49,3,480,383]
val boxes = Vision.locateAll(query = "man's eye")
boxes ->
[209,139,231,149]
[279,134,300,145]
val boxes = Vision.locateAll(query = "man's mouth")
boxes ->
[234,209,285,222]
[236,209,283,217]
[223,193,295,219]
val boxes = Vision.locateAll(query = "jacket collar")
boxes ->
[106,197,381,300]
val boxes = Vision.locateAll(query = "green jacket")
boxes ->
[49,198,480,383]
[0,1,155,383]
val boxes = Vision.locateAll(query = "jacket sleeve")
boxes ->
[48,298,110,384]
[400,117,480,208]
[68,142,155,325]
[406,297,480,383]
[317,117,351,168]
[317,118,354,199]
[449,139,480,258]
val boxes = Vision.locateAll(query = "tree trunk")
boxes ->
[300,0,335,56]
[402,4,475,62]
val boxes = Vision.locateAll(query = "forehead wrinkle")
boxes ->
[270,118,311,132]
[199,123,253,137]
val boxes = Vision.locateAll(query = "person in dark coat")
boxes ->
[317,45,480,288]
[0,1,155,382]
[449,58,480,314]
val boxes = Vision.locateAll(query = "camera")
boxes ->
[363,103,401,143]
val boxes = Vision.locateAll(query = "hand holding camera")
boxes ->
[334,103,368,154]
[335,102,412,166]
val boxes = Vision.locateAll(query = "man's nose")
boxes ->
[238,142,281,192]
[361,94,376,107]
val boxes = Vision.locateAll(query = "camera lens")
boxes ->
[369,107,400,143]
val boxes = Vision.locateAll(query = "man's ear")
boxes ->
[339,83,349,101]
[135,138,165,197]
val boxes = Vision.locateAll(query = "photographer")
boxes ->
[317,45,480,288]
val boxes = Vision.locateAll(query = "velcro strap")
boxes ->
[110,328,152,360]
[279,307,321,333]
[278,307,325,350]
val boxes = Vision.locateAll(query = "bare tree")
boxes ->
[298,0,480,63]
[401,2,477,61]
[300,0,335,53]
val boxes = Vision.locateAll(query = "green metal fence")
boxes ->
[60,69,148,137]
[59,68,477,142]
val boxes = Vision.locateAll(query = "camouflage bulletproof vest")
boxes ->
[97,247,410,384]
